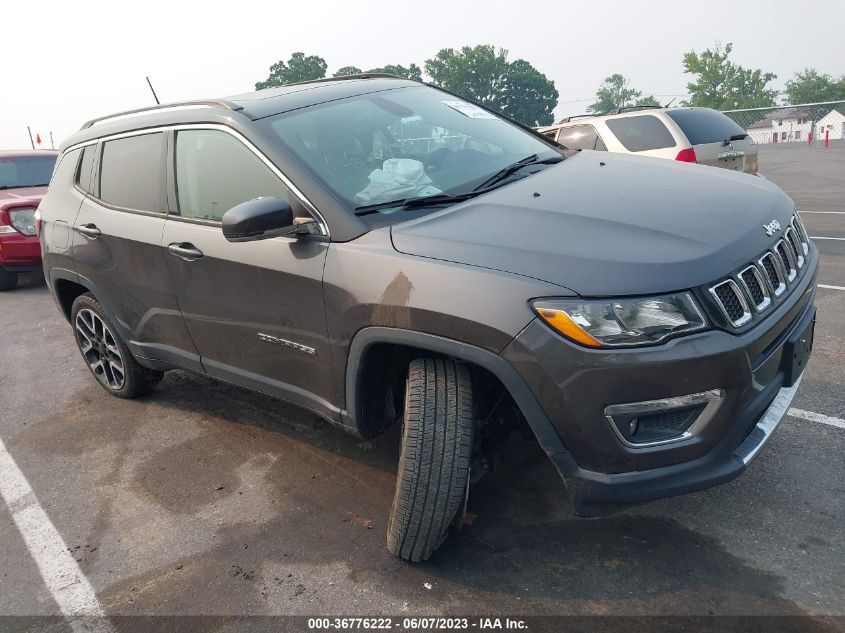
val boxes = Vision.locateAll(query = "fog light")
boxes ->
[604,390,724,448]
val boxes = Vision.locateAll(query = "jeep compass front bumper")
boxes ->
[502,249,818,516]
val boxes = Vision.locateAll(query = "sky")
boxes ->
[3,0,844,149]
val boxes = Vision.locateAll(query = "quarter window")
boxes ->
[557,125,606,151]
[76,145,96,194]
[175,130,291,222]
[605,115,676,152]
[99,133,165,212]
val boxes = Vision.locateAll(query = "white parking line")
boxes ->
[0,435,114,633]
[818,284,845,291]
[799,211,845,214]
[789,408,845,430]
[810,236,845,241]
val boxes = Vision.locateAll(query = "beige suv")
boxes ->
[538,106,759,175]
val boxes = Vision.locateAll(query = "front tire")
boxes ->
[388,358,473,562]
[70,293,163,398]
[0,268,18,291]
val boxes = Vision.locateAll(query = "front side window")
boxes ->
[99,133,165,212]
[0,154,57,190]
[605,115,676,152]
[175,130,291,222]
[263,85,560,211]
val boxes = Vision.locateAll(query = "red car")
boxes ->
[0,150,58,290]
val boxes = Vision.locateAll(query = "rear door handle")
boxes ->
[168,242,204,261]
[75,223,102,239]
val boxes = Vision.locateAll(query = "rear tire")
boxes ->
[387,357,473,562]
[0,269,18,291]
[70,293,163,398]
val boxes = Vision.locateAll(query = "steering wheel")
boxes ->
[423,147,453,171]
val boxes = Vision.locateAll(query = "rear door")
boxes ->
[72,131,202,371]
[665,109,757,174]
[160,126,333,414]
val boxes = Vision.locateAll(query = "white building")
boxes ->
[815,106,845,141]
[745,110,813,144]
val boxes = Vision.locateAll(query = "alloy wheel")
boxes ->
[75,308,126,390]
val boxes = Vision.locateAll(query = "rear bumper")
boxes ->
[0,232,41,270]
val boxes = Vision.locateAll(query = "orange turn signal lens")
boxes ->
[535,307,602,348]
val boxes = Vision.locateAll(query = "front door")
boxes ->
[161,127,333,417]
[72,131,202,372]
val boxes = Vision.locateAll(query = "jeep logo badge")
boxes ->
[763,219,781,236]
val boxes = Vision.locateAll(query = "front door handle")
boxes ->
[76,223,102,239]
[168,242,204,261]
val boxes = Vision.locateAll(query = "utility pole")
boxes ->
[50,132,55,149]
[146,76,160,105]
[26,126,35,150]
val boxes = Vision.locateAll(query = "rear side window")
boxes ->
[175,130,290,222]
[99,133,165,212]
[76,145,96,193]
[557,125,606,151]
[605,115,676,152]
[665,109,748,145]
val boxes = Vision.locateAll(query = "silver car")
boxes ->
[538,106,759,175]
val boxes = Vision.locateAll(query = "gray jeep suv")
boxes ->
[39,76,818,562]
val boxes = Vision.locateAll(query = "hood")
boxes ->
[390,151,796,296]
[0,186,47,210]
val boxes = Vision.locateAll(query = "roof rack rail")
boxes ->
[605,105,663,115]
[80,99,245,130]
[556,113,595,124]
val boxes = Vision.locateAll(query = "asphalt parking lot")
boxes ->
[1,143,843,630]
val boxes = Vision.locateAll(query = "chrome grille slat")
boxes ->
[775,239,797,282]
[784,227,805,268]
[737,265,771,313]
[709,280,752,327]
[758,252,787,297]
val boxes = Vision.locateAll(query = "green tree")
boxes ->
[367,63,423,81]
[682,42,778,110]
[425,45,558,126]
[255,52,327,90]
[784,68,845,104]
[587,74,660,113]
[333,65,363,77]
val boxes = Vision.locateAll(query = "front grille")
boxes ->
[709,212,808,329]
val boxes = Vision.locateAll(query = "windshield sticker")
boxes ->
[441,100,496,119]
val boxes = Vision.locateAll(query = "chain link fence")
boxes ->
[720,101,845,146]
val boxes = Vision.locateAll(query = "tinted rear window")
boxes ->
[665,109,747,145]
[0,155,57,189]
[99,133,164,212]
[605,115,676,152]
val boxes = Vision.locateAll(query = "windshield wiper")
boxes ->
[472,154,564,191]
[354,154,566,216]
[354,191,483,216]
[0,183,48,190]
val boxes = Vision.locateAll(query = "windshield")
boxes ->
[263,86,560,212]
[0,155,57,190]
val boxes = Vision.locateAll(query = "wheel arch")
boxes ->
[342,327,569,458]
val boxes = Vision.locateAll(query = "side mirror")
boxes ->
[222,197,300,242]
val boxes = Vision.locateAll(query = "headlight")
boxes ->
[532,293,707,348]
